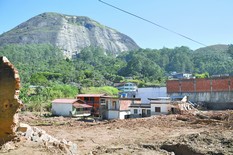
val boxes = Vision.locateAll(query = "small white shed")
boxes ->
[51,99,78,116]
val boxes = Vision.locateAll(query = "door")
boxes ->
[142,109,146,117]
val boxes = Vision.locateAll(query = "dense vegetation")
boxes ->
[0,44,233,112]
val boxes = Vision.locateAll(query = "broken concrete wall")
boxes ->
[168,92,233,110]
[0,56,22,145]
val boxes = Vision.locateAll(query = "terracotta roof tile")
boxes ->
[52,99,77,104]
[73,103,92,108]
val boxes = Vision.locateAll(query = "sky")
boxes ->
[0,0,232,50]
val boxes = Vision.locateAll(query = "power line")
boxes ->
[99,0,207,47]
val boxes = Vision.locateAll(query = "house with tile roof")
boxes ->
[51,98,92,117]
[104,98,141,120]
[76,94,108,116]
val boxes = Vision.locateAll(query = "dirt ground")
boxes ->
[1,110,233,155]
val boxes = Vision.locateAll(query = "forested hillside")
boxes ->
[1,43,232,111]
[1,44,233,87]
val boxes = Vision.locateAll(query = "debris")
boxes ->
[16,123,78,154]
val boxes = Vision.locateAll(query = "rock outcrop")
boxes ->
[0,57,22,145]
[0,12,140,58]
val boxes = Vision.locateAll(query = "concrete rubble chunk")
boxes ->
[0,56,22,145]
[17,123,77,154]
[17,123,31,133]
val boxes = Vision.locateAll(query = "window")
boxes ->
[147,110,151,115]
[100,99,105,104]
[155,107,161,112]
[84,97,89,101]
[134,109,138,114]
[90,97,94,102]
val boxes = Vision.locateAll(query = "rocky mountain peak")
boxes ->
[0,12,140,58]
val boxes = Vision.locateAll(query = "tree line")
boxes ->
[0,44,232,112]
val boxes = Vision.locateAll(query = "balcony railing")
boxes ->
[74,111,91,115]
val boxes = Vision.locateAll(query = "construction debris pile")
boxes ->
[1,122,77,154]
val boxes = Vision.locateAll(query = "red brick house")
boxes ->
[77,94,111,116]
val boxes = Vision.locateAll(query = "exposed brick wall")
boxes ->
[231,79,233,91]
[0,57,22,145]
[212,78,229,92]
[166,80,180,93]
[196,79,211,92]
[181,79,195,92]
[167,77,233,93]
[119,100,131,111]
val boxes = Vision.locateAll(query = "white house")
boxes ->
[129,103,151,118]
[149,97,171,115]
[101,98,140,119]
[149,96,192,115]
[171,72,193,79]
[51,99,92,117]
[105,97,120,119]
[115,82,138,92]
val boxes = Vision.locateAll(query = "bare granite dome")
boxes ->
[0,12,140,58]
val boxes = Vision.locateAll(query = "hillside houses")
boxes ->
[52,75,233,120]
[51,80,196,120]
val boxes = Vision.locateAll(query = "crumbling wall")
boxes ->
[0,56,22,145]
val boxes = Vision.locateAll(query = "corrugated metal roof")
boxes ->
[52,99,77,104]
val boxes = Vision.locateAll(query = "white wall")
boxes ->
[130,108,142,115]
[119,111,131,119]
[108,99,119,110]
[52,103,73,116]
[151,103,168,115]
[136,87,167,103]
[107,110,119,119]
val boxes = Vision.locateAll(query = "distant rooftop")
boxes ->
[52,99,78,104]
[77,94,106,97]
[148,97,170,101]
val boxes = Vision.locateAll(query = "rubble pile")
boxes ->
[172,101,198,115]
[16,123,77,154]
[0,123,78,154]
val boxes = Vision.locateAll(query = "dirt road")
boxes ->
[1,110,233,154]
